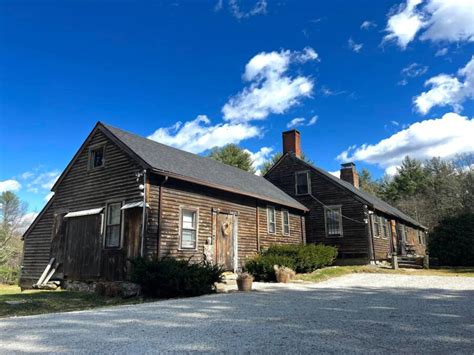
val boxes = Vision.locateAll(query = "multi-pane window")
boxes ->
[325,206,342,237]
[295,171,310,195]
[267,206,276,234]
[382,217,388,238]
[105,202,122,248]
[373,215,380,237]
[282,210,290,236]
[181,209,197,249]
[89,146,104,169]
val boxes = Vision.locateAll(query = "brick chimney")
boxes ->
[340,162,359,189]
[282,129,301,158]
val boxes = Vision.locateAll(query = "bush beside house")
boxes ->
[245,244,338,281]
[131,257,224,298]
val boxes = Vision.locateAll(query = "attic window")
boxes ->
[295,171,310,195]
[89,146,105,169]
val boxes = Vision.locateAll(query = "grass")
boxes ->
[295,265,474,283]
[0,284,146,318]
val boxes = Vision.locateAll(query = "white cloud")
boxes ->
[361,21,377,30]
[384,0,424,49]
[348,38,363,53]
[398,62,428,85]
[222,48,318,123]
[25,170,60,194]
[414,56,474,114]
[384,0,474,49]
[19,212,39,233]
[287,118,305,128]
[337,112,474,175]
[286,115,318,128]
[245,146,273,174]
[148,115,261,154]
[320,86,346,96]
[435,47,448,57]
[307,115,318,126]
[329,170,340,178]
[419,0,474,43]
[0,179,21,192]
[228,0,267,20]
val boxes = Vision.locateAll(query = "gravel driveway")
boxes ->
[1,273,473,354]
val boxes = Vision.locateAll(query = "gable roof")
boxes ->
[99,123,307,211]
[268,153,426,229]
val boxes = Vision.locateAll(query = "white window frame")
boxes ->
[179,207,199,250]
[324,205,343,238]
[267,205,276,234]
[281,209,290,236]
[295,171,311,196]
[104,201,123,249]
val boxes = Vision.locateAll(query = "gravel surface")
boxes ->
[1,273,473,354]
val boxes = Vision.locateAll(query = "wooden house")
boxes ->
[264,129,428,263]
[20,123,308,288]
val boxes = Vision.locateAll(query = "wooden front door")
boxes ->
[124,208,142,260]
[63,214,102,279]
[216,213,235,270]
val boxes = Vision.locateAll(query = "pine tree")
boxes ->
[209,144,256,173]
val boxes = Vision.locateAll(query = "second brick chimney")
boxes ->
[282,129,301,158]
[340,162,359,189]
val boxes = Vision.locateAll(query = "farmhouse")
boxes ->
[20,123,307,288]
[264,129,428,262]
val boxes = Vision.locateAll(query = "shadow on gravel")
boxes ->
[1,284,473,353]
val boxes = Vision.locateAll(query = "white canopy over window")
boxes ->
[121,201,149,210]
[64,208,104,218]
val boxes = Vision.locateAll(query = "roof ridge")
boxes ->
[101,122,271,181]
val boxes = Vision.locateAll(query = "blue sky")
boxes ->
[1,0,473,216]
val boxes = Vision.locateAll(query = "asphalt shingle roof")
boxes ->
[102,123,308,211]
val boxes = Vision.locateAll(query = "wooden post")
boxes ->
[424,253,430,269]
[392,253,398,270]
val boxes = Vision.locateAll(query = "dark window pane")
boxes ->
[108,203,121,225]
[91,147,104,168]
[326,207,342,236]
[181,229,196,249]
[296,172,309,194]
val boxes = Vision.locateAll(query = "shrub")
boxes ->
[245,254,295,281]
[0,265,19,285]
[130,257,224,298]
[428,213,474,266]
[245,244,338,281]
[265,244,338,273]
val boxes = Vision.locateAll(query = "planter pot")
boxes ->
[276,272,291,283]
[237,278,253,291]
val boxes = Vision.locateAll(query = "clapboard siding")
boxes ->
[21,128,144,287]
[157,178,304,268]
[265,154,370,259]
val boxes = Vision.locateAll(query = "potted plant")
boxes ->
[236,272,253,291]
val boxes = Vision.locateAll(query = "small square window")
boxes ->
[89,146,104,169]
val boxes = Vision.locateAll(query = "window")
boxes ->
[373,215,380,237]
[267,206,276,234]
[282,210,290,236]
[418,230,423,244]
[89,145,105,169]
[382,217,388,238]
[180,209,197,249]
[325,206,342,237]
[295,171,310,195]
[105,202,122,248]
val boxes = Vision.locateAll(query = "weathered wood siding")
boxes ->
[403,224,427,256]
[156,177,304,268]
[370,212,393,260]
[21,128,145,287]
[265,155,369,259]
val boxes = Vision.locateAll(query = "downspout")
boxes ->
[156,175,168,259]
[140,169,147,257]
[364,205,376,264]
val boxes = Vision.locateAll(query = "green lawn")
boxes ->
[296,266,474,283]
[0,284,146,318]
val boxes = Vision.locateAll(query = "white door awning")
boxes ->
[121,201,150,210]
[64,208,104,218]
